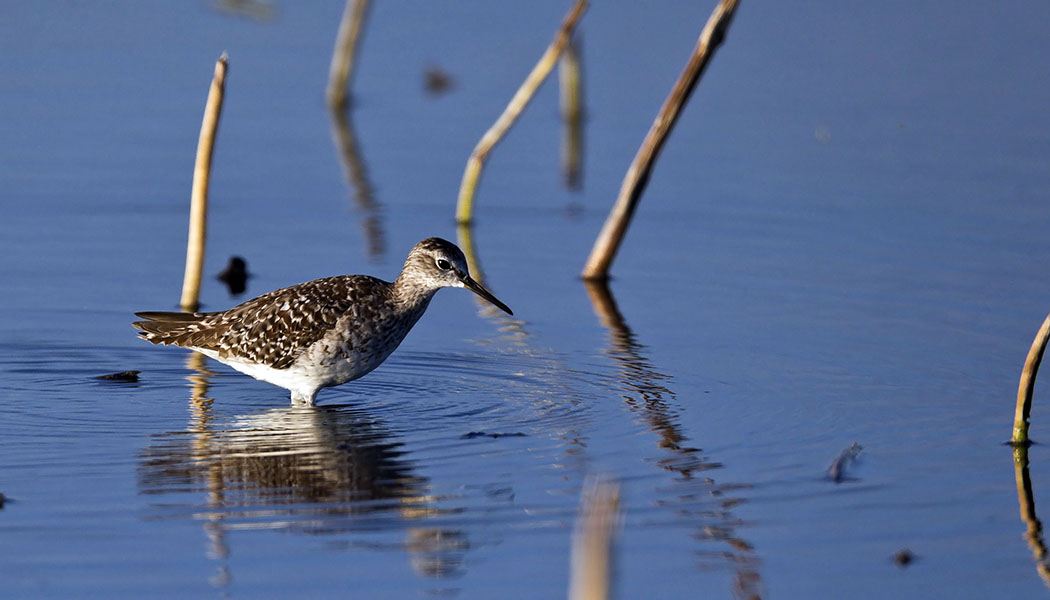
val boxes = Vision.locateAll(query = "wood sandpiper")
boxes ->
[133,237,512,405]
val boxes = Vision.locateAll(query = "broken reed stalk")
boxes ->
[180,53,228,313]
[326,0,370,110]
[1014,313,1050,445]
[456,0,588,225]
[559,36,583,190]
[568,476,620,600]
[581,0,739,280]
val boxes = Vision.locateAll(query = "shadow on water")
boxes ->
[328,102,385,262]
[583,279,763,600]
[1013,445,1050,589]
[139,352,466,587]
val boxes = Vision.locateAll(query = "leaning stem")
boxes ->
[1014,313,1050,444]
[326,0,370,110]
[581,0,739,280]
[455,0,588,225]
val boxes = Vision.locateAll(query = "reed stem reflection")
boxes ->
[329,102,384,261]
[456,224,529,344]
[1013,445,1050,589]
[559,35,584,191]
[583,281,692,462]
[583,279,761,599]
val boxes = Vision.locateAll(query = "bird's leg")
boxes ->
[290,389,318,406]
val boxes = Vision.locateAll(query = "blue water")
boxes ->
[3,2,1050,598]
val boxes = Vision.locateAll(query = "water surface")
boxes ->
[2,2,1050,598]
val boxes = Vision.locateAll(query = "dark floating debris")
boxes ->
[461,431,527,440]
[216,255,250,296]
[893,548,916,567]
[564,202,585,219]
[214,0,275,21]
[94,370,141,383]
[0,492,5,509]
[423,65,454,96]
[826,442,863,483]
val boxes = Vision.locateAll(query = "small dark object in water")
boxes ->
[94,370,141,382]
[893,549,916,567]
[424,65,454,95]
[564,202,585,219]
[217,256,250,295]
[461,431,527,440]
[215,0,275,21]
[826,442,863,483]
[0,492,5,509]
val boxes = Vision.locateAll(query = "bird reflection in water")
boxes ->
[139,352,467,586]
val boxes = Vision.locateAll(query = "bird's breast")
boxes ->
[294,304,428,387]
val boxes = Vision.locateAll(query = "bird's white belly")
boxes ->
[196,314,409,395]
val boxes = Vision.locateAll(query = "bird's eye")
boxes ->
[436,258,452,271]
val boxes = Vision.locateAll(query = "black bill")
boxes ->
[462,275,513,315]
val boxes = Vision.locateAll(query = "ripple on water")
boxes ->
[129,344,625,544]
[0,342,194,437]
[3,333,731,577]
[340,349,598,433]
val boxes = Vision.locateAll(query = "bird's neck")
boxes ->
[391,276,438,313]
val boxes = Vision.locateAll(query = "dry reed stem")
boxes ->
[326,0,370,110]
[456,0,588,224]
[1014,313,1050,444]
[559,36,584,190]
[581,0,739,280]
[180,53,228,313]
[569,475,620,600]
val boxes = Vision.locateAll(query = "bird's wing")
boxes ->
[134,275,390,369]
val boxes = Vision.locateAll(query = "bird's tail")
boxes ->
[132,311,215,348]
